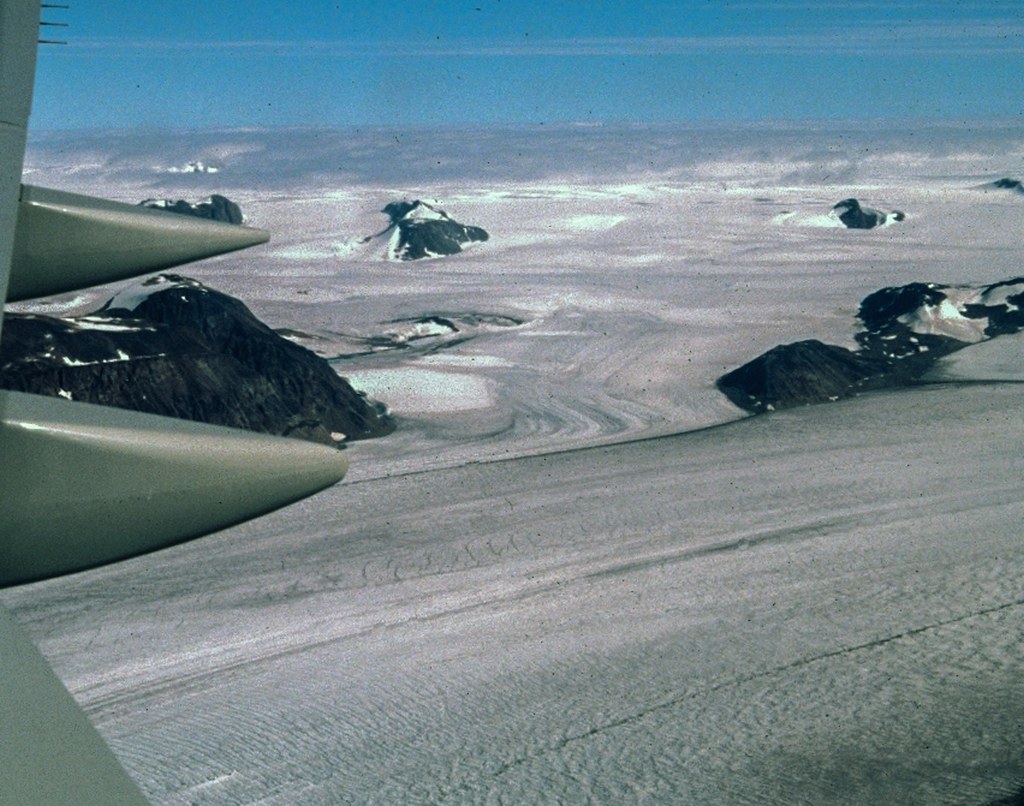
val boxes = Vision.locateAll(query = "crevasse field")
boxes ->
[5,123,1024,804]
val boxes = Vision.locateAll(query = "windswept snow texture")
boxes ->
[8,122,1024,805]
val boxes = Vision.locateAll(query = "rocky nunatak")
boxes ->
[717,277,1024,413]
[382,200,489,260]
[831,198,905,229]
[976,177,1024,195]
[139,194,245,224]
[0,275,395,446]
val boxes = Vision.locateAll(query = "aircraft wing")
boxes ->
[0,604,153,804]
[7,183,270,302]
[1,3,346,801]
[0,0,347,588]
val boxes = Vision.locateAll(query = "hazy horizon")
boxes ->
[23,119,1024,195]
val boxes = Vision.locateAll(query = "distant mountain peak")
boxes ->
[138,194,245,224]
[380,199,489,261]
[165,160,220,174]
[831,197,905,229]
[975,177,1024,194]
[382,199,450,225]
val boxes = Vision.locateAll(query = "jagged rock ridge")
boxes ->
[0,274,395,446]
[718,277,1024,412]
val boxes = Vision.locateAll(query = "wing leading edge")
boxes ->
[8,184,270,302]
[2,3,346,802]
[0,3,346,587]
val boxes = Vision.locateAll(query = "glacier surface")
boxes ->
[5,122,1024,804]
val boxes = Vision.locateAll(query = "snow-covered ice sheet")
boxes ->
[926,330,1024,383]
[7,122,1024,804]
[346,368,492,413]
[5,384,1024,805]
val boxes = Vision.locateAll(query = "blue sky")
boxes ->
[30,1,1024,130]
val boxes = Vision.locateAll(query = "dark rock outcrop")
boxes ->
[832,198,904,229]
[0,275,394,446]
[139,194,244,224]
[857,277,1024,352]
[991,178,1023,191]
[381,200,489,260]
[717,340,891,413]
[717,277,1024,413]
[856,282,948,332]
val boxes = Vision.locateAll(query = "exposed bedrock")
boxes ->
[717,277,1024,413]
[716,340,891,413]
[832,197,905,229]
[139,193,245,224]
[978,177,1024,194]
[382,199,489,260]
[0,274,395,446]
